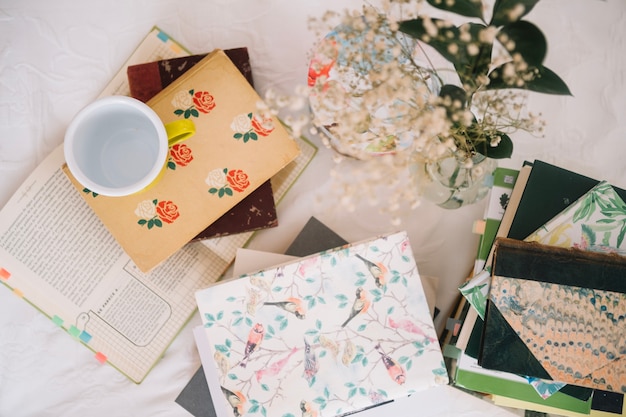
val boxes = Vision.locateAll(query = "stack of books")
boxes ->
[443,160,626,417]
[0,27,317,384]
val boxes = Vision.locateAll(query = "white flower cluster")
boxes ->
[266,0,547,216]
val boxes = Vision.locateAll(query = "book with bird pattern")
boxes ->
[194,231,448,417]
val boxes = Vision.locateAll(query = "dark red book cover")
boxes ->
[127,48,277,241]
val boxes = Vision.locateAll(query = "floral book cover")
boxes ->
[194,231,448,417]
[126,49,279,242]
[63,50,301,272]
[525,180,626,255]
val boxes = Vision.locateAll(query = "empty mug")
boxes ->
[64,95,195,197]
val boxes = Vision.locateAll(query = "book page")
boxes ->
[0,146,229,383]
[0,27,218,383]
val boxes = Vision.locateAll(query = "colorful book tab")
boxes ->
[0,268,10,280]
[95,352,108,364]
[68,325,81,338]
[52,315,64,327]
[156,30,169,42]
[472,220,486,235]
[12,288,23,298]
[79,331,92,344]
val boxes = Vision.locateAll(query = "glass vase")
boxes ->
[411,151,498,209]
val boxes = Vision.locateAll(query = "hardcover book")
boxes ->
[480,237,626,394]
[127,50,254,102]
[64,50,301,272]
[507,160,626,241]
[127,49,278,242]
[176,216,347,417]
[194,231,448,417]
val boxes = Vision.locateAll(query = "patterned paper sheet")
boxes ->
[195,231,448,417]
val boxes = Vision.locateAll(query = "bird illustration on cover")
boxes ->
[255,347,298,382]
[300,399,318,417]
[239,323,264,368]
[302,337,319,385]
[263,297,306,319]
[341,286,370,327]
[221,386,246,417]
[356,254,387,289]
[375,343,406,385]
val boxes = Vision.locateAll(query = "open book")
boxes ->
[0,27,317,383]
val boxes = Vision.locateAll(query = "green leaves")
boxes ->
[427,0,484,20]
[399,20,493,91]
[491,0,541,26]
[488,21,571,95]
[501,20,546,66]
[478,132,514,159]
[399,1,572,159]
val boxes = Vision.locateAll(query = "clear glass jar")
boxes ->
[411,150,498,209]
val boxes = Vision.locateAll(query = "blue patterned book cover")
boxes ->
[194,231,448,417]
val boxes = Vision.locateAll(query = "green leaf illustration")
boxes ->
[167,161,176,170]
[174,109,184,116]
[618,222,626,248]
[190,108,199,118]
[225,188,233,196]
[215,343,230,354]
[184,109,191,119]
[138,219,147,225]
[147,219,154,229]
[234,133,243,139]
[154,219,163,228]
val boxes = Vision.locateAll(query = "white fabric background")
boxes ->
[0,1,624,416]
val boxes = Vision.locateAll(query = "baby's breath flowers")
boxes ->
[267,0,571,212]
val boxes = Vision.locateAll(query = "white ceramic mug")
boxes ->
[64,96,195,197]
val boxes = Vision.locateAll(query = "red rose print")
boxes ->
[156,200,180,224]
[192,91,216,114]
[250,115,275,137]
[226,169,250,192]
[170,143,193,167]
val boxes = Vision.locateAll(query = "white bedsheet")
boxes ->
[1,1,625,416]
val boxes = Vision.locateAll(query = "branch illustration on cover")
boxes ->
[195,231,447,417]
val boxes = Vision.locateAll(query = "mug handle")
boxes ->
[164,119,196,147]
